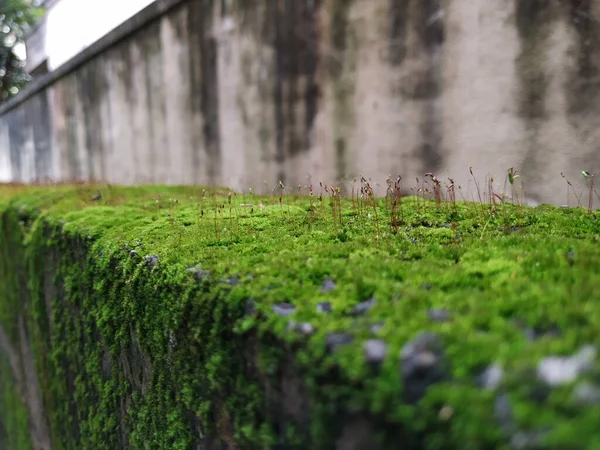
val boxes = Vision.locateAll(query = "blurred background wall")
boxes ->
[1,0,599,205]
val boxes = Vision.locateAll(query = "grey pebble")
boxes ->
[514,320,561,342]
[326,333,354,353]
[321,277,336,293]
[316,302,332,314]
[494,393,550,449]
[145,255,159,269]
[287,321,315,336]
[351,297,376,316]
[221,276,239,286]
[427,308,451,323]
[479,363,504,391]
[364,339,387,364]
[537,345,596,387]
[494,393,515,434]
[400,332,447,403]
[186,266,209,282]
[244,298,256,317]
[370,322,384,334]
[510,431,548,450]
[273,303,296,317]
[572,381,600,405]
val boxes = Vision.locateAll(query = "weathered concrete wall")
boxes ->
[1,0,600,205]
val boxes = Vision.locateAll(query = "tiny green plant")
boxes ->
[507,167,520,205]
[469,166,485,215]
[425,173,442,208]
[390,176,403,233]
[446,178,456,213]
[582,171,595,213]
[561,172,583,208]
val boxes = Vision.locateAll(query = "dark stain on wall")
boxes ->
[77,58,107,181]
[330,0,353,79]
[330,0,354,184]
[514,0,554,120]
[188,0,222,183]
[140,21,165,181]
[414,0,445,50]
[114,43,140,173]
[61,79,82,181]
[565,0,600,116]
[415,101,444,173]
[6,108,24,181]
[117,44,136,103]
[28,92,53,181]
[167,2,188,42]
[388,0,410,65]
[388,0,445,172]
[389,0,444,101]
[270,0,322,184]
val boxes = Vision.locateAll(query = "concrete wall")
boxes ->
[2,0,600,205]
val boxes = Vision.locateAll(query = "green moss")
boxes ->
[0,357,31,450]
[1,183,600,448]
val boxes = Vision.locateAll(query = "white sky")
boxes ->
[44,0,155,70]
[14,42,26,60]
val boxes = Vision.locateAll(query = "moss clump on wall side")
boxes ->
[1,183,600,449]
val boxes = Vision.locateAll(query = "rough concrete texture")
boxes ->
[1,0,600,205]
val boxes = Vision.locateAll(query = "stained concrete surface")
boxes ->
[1,0,599,205]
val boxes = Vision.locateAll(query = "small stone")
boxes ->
[350,298,376,316]
[129,250,138,257]
[533,324,561,340]
[145,255,159,269]
[273,303,296,317]
[316,302,332,314]
[321,277,336,292]
[221,276,239,286]
[427,308,451,323]
[244,298,256,317]
[91,192,102,201]
[537,345,596,387]
[364,339,387,364]
[438,405,454,421]
[514,319,560,342]
[186,267,209,282]
[287,321,315,336]
[370,322,384,334]
[326,333,354,353]
[523,328,537,342]
[479,364,504,391]
[494,393,514,434]
[400,332,447,404]
[573,381,600,405]
[510,431,546,450]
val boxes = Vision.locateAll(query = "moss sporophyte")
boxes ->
[0,171,600,449]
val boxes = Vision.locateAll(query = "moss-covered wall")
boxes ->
[1,184,600,449]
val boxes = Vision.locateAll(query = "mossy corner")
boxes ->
[0,183,600,449]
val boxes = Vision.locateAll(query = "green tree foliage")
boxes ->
[0,0,43,103]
